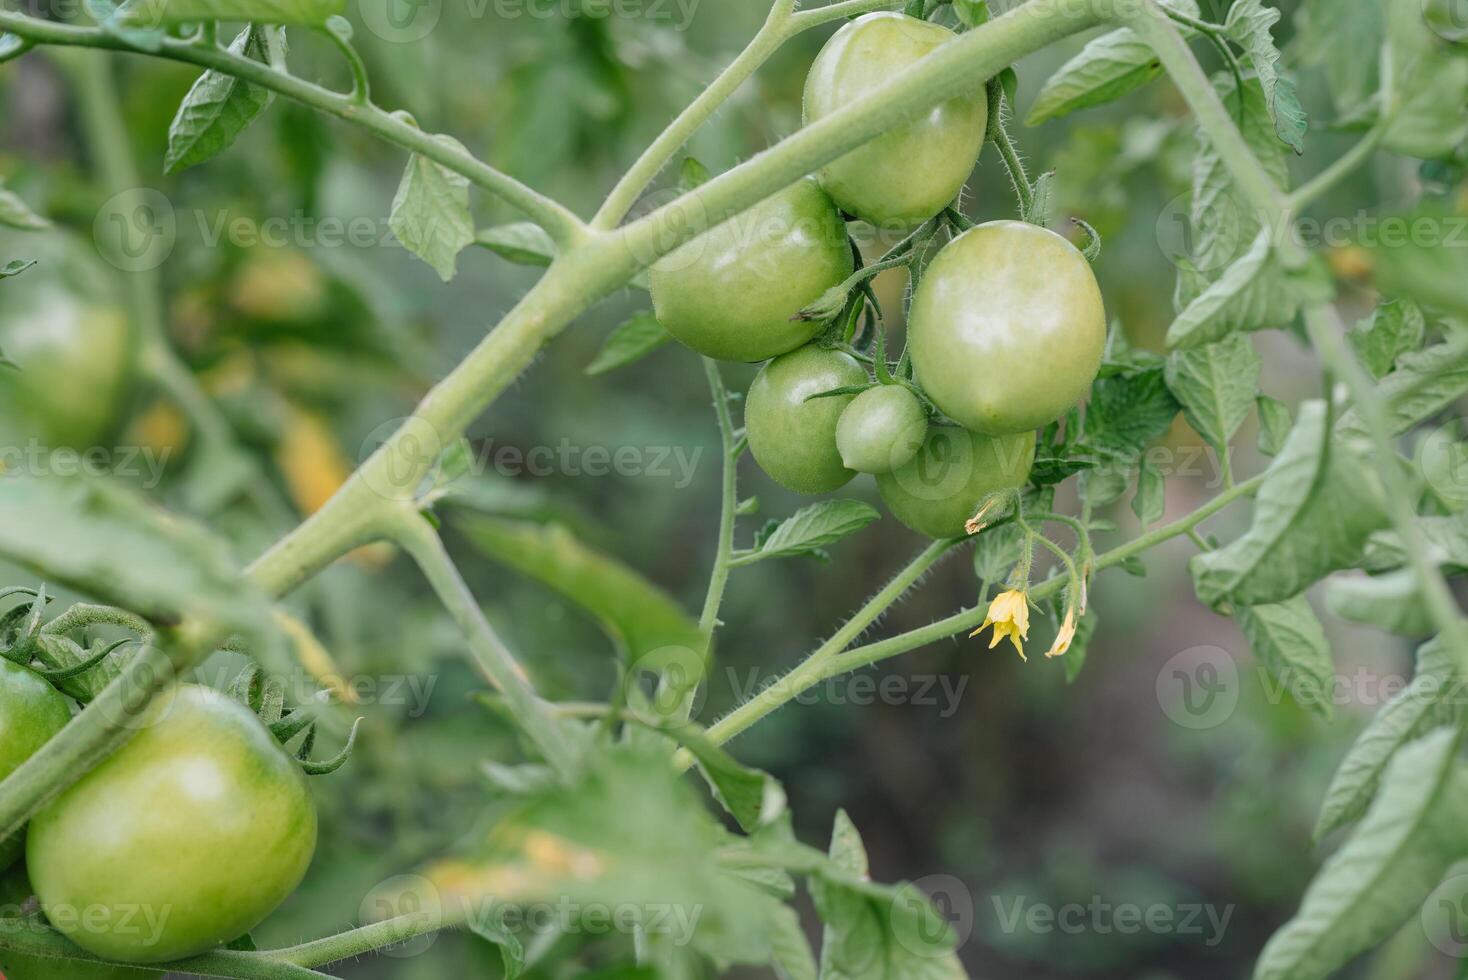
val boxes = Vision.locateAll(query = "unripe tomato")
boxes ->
[27,685,317,964]
[804,12,987,230]
[649,178,854,362]
[876,425,1035,538]
[835,384,926,474]
[0,867,161,977]
[908,220,1104,435]
[0,660,71,872]
[746,345,867,493]
[0,234,131,453]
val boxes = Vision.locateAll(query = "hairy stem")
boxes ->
[698,359,740,639]
[675,536,958,768]
[387,509,576,775]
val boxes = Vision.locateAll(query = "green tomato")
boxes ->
[876,425,1035,538]
[0,660,71,872]
[835,384,927,474]
[0,234,131,452]
[649,178,854,362]
[746,345,867,493]
[27,685,317,965]
[909,220,1105,435]
[804,12,987,230]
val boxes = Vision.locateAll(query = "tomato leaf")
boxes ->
[389,134,475,282]
[1295,0,1382,119]
[1164,333,1261,454]
[1367,203,1468,321]
[1325,569,1435,638]
[1256,395,1291,456]
[1347,299,1427,380]
[1083,364,1181,459]
[1223,0,1308,153]
[475,221,556,267]
[0,259,36,280]
[1190,400,1389,609]
[1235,596,1334,720]
[164,26,274,175]
[1254,728,1468,980]
[0,473,272,633]
[745,500,880,565]
[666,723,785,834]
[1131,459,1165,525]
[1381,0,1468,159]
[1165,231,1298,349]
[1337,339,1468,439]
[0,182,48,231]
[585,312,674,376]
[1314,640,1461,840]
[1024,0,1198,126]
[452,512,705,669]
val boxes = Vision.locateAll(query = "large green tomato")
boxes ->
[0,866,159,980]
[804,12,987,230]
[908,220,1105,435]
[746,345,867,493]
[836,384,926,474]
[0,234,131,452]
[27,685,317,965]
[876,425,1035,538]
[649,178,853,362]
[0,660,71,872]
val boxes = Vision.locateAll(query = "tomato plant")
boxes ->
[0,0,1464,977]
[26,685,316,964]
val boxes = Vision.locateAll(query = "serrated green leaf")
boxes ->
[1165,333,1261,452]
[746,500,880,564]
[1236,596,1334,720]
[1348,299,1427,380]
[1166,231,1298,349]
[1024,0,1198,126]
[466,908,526,980]
[1368,204,1468,320]
[0,183,48,231]
[1224,0,1308,153]
[586,312,674,376]
[672,724,784,834]
[1131,459,1165,525]
[116,0,342,25]
[1190,401,1389,608]
[1084,365,1181,458]
[1314,640,1461,839]
[164,26,273,175]
[1184,75,1291,297]
[475,222,556,266]
[1256,396,1292,456]
[389,134,475,282]
[1254,727,1468,980]
[1338,340,1468,439]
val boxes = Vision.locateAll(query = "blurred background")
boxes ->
[1,0,1461,976]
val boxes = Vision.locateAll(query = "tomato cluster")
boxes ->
[648,12,1105,538]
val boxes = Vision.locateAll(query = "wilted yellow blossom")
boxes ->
[971,589,1031,660]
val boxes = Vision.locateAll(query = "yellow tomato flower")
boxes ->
[1046,606,1077,660]
[971,589,1031,660]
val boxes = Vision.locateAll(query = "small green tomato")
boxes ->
[746,345,868,493]
[876,425,1035,538]
[835,384,927,474]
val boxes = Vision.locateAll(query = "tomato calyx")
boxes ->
[228,664,362,776]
